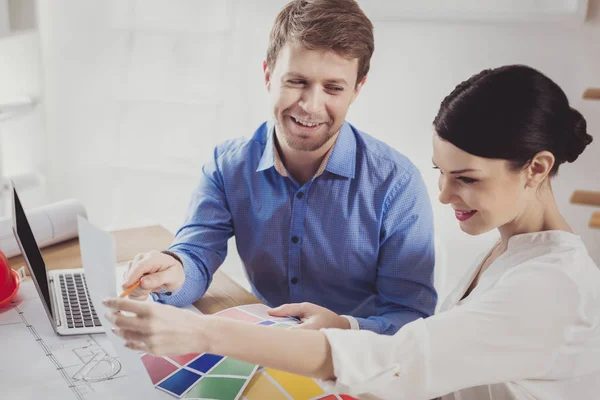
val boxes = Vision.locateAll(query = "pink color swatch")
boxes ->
[167,353,200,366]
[141,353,178,384]
[215,308,263,323]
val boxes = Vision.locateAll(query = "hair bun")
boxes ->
[563,108,593,163]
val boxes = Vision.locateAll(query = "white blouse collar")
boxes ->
[505,230,582,253]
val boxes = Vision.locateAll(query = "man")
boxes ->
[123,0,436,335]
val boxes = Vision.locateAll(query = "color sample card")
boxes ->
[242,369,359,400]
[265,368,326,399]
[158,368,202,397]
[142,351,258,399]
[167,353,200,366]
[184,376,247,399]
[140,304,357,399]
[243,372,290,400]
[209,357,256,376]
[222,304,358,400]
[187,353,223,374]
[141,353,179,385]
[214,308,264,323]
[237,302,300,323]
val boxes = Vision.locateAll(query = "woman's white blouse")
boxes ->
[323,231,600,400]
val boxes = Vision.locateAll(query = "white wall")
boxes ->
[8,0,37,32]
[0,0,9,37]
[0,30,47,214]
[33,0,600,297]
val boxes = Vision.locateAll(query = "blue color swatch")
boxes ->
[187,353,223,374]
[158,368,201,396]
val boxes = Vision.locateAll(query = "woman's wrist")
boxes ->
[195,315,225,356]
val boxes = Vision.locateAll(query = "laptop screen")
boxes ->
[12,187,53,318]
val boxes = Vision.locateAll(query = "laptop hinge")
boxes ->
[49,276,62,327]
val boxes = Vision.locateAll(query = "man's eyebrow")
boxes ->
[282,72,305,79]
[324,78,349,86]
[281,73,349,86]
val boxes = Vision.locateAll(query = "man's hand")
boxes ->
[121,251,185,301]
[268,302,351,330]
[103,298,208,356]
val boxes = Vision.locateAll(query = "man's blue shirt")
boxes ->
[156,121,437,334]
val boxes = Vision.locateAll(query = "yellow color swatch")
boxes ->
[243,371,289,400]
[264,368,325,400]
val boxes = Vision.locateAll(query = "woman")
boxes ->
[104,65,600,400]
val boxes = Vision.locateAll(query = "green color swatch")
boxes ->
[184,376,246,400]
[208,357,256,377]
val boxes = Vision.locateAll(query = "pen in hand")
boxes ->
[120,279,141,298]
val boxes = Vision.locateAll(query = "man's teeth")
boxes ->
[292,117,321,127]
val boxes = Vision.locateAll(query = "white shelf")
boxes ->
[0,96,37,121]
[358,0,589,23]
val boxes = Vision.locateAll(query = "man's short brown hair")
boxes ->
[266,0,375,86]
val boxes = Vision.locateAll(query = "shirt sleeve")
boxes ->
[322,265,583,399]
[341,315,360,330]
[154,148,234,307]
[354,167,437,334]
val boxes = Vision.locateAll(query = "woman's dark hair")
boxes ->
[433,65,593,177]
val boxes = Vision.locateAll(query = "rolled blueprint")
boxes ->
[0,199,87,257]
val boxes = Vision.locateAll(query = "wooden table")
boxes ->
[8,225,260,314]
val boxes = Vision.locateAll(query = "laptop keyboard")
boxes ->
[59,272,101,329]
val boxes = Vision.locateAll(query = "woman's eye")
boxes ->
[457,177,477,184]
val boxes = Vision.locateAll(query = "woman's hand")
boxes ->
[268,302,351,330]
[103,298,207,356]
[104,298,337,382]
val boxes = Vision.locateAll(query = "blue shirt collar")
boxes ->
[256,122,276,173]
[325,122,356,179]
[255,121,357,179]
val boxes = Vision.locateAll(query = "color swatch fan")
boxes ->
[138,303,357,400]
[142,351,258,399]
[215,304,359,400]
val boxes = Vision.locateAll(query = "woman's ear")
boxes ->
[525,151,555,188]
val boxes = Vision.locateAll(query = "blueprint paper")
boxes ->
[78,217,163,399]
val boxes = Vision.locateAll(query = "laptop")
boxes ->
[11,186,104,335]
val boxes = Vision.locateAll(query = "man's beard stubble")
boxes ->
[274,119,338,152]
